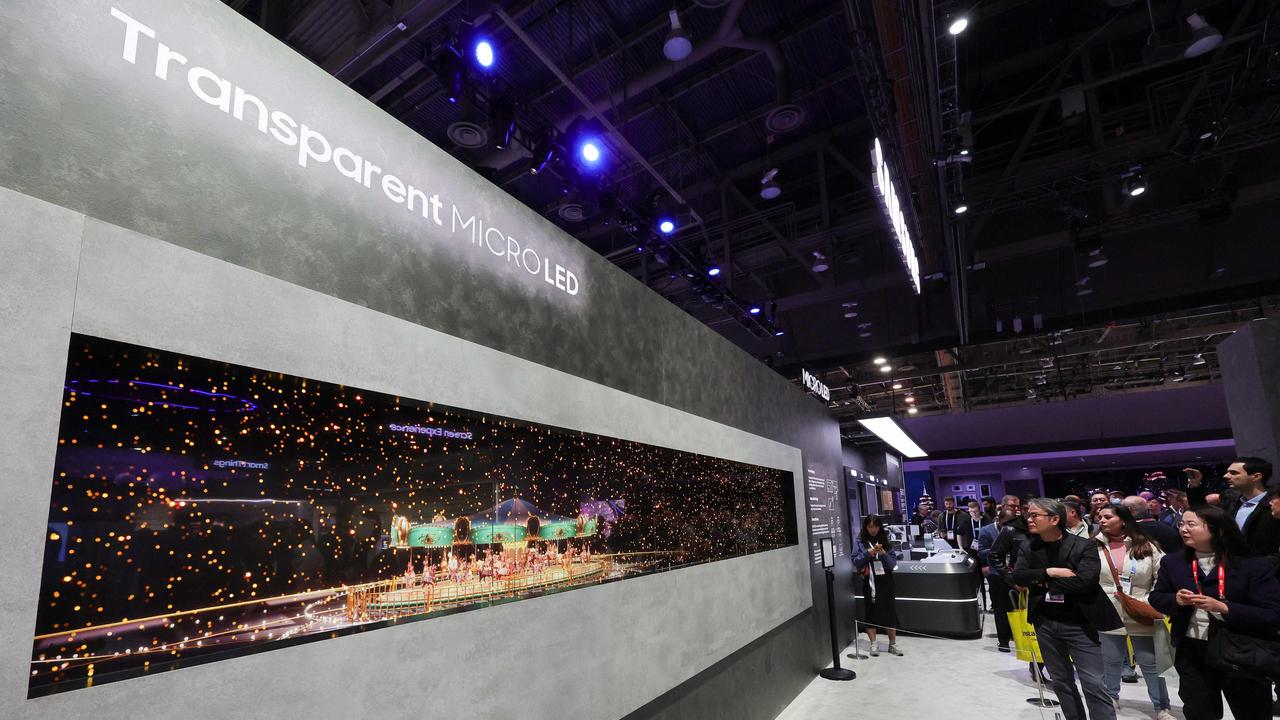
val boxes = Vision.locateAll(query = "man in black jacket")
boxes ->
[1014,498,1123,720]
[1186,458,1280,565]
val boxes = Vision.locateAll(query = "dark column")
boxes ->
[1218,318,1280,467]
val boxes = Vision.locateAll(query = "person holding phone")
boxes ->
[852,515,902,657]
[1185,459,1280,567]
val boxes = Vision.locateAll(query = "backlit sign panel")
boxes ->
[871,138,922,294]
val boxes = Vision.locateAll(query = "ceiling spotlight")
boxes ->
[811,250,829,273]
[1076,286,1094,297]
[1194,353,1207,366]
[579,140,601,164]
[843,310,859,319]
[1199,121,1222,142]
[748,306,761,315]
[1087,248,1109,268]
[1184,13,1223,58]
[657,218,676,234]
[488,97,516,150]
[891,382,903,390]
[958,148,970,156]
[879,365,893,373]
[774,329,785,337]
[528,133,556,175]
[905,395,915,403]
[859,331,872,338]
[760,168,782,200]
[473,38,496,69]
[707,265,721,277]
[954,201,969,215]
[907,407,919,415]
[842,301,859,308]
[873,356,887,365]
[1123,172,1147,197]
[664,9,693,61]
[948,16,969,35]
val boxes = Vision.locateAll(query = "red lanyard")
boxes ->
[1191,560,1226,598]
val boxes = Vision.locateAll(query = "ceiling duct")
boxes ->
[447,95,489,148]
[485,0,802,170]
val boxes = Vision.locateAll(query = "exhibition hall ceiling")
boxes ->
[223,0,1280,422]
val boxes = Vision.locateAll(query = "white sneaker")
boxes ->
[868,644,879,657]
[1155,710,1176,720]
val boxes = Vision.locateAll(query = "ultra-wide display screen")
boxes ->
[30,334,796,696]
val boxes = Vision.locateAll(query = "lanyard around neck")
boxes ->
[1191,559,1226,598]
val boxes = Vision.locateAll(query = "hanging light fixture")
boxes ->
[1122,171,1147,197]
[1184,13,1223,58]
[663,9,693,61]
[811,250,829,273]
[760,168,781,199]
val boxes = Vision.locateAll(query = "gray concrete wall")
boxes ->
[1219,319,1280,467]
[0,188,816,719]
[0,0,853,716]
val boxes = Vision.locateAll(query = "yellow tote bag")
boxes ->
[1008,591,1043,663]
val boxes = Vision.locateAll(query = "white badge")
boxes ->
[1119,574,1133,594]
[971,539,980,550]
[1045,592,1065,603]
[946,531,955,540]
[872,560,886,576]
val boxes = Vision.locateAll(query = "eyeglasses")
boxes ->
[1024,512,1052,520]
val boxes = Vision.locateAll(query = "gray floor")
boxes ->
[775,625,1234,720]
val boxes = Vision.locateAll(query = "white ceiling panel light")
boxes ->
[858,417,927,458]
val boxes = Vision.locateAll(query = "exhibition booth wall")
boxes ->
[902,383,1232,457]
[0,1,850,718]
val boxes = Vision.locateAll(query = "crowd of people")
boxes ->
[857,457,1280,720]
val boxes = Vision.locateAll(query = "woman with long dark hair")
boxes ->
[852,514,902,656]
[1149,505,1280,720]
[1093,504,1170,718]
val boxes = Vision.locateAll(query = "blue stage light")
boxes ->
[774,330,785,337]
[580,140,601,164]
[474,40,495,68]
[707,265,721,277]
[658,218,675,234]
[749,306,761,315]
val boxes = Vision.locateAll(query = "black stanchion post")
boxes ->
[819,566,856,681]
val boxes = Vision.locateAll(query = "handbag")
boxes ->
[1201,560,1280,680]
[1101,544,1165,625]
[1207,620,1280,681]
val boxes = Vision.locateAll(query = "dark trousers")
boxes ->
[1175,637,1272,720]
[1035,618,1115,720]
[989,575,1014,646]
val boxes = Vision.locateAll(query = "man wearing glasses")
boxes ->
[1013,498,1124,720]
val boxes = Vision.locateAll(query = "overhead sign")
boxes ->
[870,138,922,294]
[801,368,830,402]
[104,7,581,298]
